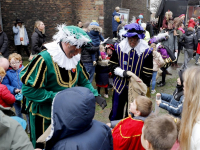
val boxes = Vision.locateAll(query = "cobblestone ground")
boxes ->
[93,52,197,123]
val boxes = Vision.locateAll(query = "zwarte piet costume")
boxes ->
[109,23,153,121]
[20,25,98,148]
[112,115,146,150]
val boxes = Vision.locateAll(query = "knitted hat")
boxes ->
[53,24,92,48]
[188,19,195,28]
[123,23,145,39]
[89,22,99,26]
[139,14,143,19]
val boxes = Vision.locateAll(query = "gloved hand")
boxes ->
[95,96,107,109]
[123,70,136,78]
[123,70,131,78]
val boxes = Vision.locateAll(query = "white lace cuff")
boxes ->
[114,67,124,77]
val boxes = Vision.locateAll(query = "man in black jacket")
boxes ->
[179,26,197,69]
[81,44,99,83]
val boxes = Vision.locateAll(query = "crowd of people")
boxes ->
[0,6,200,150]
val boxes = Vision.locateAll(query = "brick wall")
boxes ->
[122,0,150,23]
[1,0,150,54]
[74,0,104,28]
[1,0,104,55]
[104,0,122,38]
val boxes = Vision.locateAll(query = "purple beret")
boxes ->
[123,23,145,39]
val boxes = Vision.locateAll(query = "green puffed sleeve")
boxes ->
[20,55,56,103]
[77,61,99,96]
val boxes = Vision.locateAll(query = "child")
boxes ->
[156,69,184,118]
[87,21,104,66]
[42,87,113,150]
[2,53,24,118]
[107,96,152,150]
[151,43,165,94]
[106,43,114,88]
[175,23,185,67]
[179,67,200,150]
[141,114,180,150]
[0,57,9,71]
[100,45,107,60]
[2,53,30,133]
[95,45,110,98]
[0,67,16,108]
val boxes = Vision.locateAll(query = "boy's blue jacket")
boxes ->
[2,65,24,95]
[45,87,113,150]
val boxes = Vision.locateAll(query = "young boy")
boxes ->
[2,53,24,118]
[141,114,178,150]
[156,69,184,118]
[107,96,152,150]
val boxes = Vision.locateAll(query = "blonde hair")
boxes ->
[99,45,104,52]
[8,53,22,62]
[34,20,45,34]
[135,96,152,117]
[0,67,6,78]
[165,11,173,21]
[115,7,120,12]
[179,67,200,150]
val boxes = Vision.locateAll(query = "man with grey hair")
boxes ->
[112,6,121,38]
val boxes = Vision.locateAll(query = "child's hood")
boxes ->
[7,65,24,73]
[88,25,102,34]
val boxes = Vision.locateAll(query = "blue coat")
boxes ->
[45,87,113,150]
[2,66,24,95]
[159,88,184,118]
[87,31,104,47]
[112,11,121,32]
[13,26,29,46]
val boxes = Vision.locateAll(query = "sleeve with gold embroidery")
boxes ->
[109,45,120,75]
[20,55,56,103]
[140,51,153,87]
[77,61,98,96]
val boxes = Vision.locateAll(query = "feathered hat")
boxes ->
[148,32,169,45]
[122,23,145,39]
[53,24,92,48]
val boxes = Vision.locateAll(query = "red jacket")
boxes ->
[0,83,16,108]
[112,116,145,150]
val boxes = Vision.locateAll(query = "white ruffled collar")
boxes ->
[119,38,149,56]
[45,42,80,70]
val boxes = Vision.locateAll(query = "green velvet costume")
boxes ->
[20,50,98,148]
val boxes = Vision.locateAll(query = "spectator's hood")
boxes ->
[45,87,96,148]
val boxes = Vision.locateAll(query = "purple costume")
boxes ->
[109,23,153,121]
